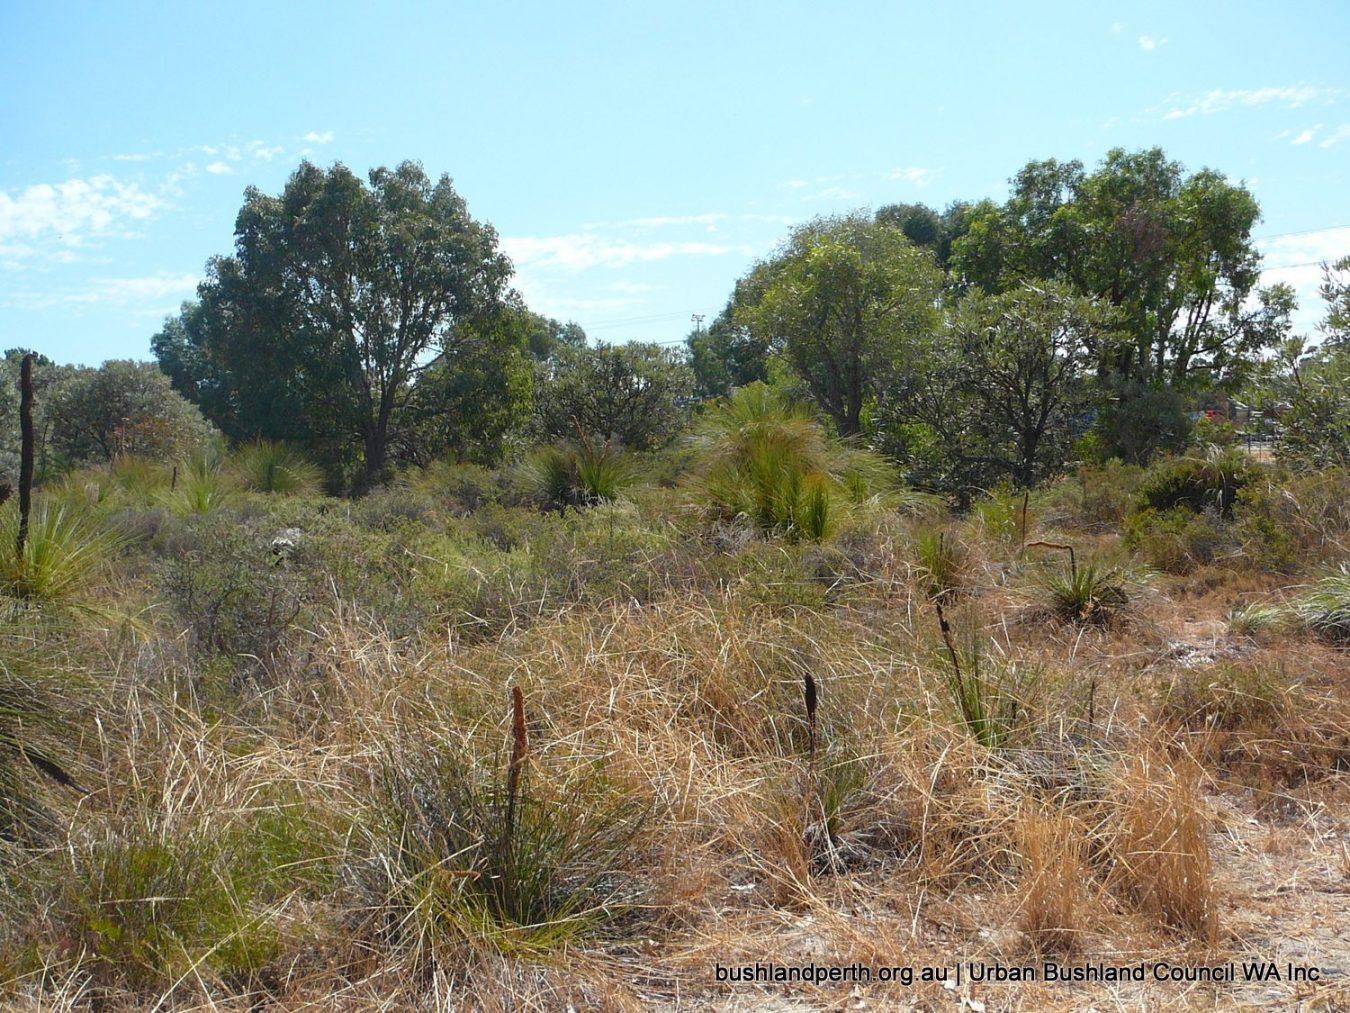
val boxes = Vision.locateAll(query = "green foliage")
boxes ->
[1291,566,1350,642]
[163,449,233,516]
[527,434,633,512]
[190,160,513,483]
[0,501,122,606]
[734,212,943,437]
[1093,379,1194,464]
[1123,507,1226,574]
[879,283,1104,493]
[44,822,280,993]
[532,342,694,450]
[935,611,1041,749]
[685,301,770,398]
[153,515,309,675]
[952,147,1289,394]
[690,383,887,542]
[375,740,649,950]
[231,440,322,496]
[1134,450,1253,518]
[914,529,964,601]
[1043,563,1130,625]
[44,360,217,467]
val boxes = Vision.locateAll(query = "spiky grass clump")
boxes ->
[1291,565,1350,641]
[374,737,650,955]
[913,529,964,601]
[0,501,122,606]
[527,434,632,512]
[232,441,322,496]
[690,383,887,542]
[933,603,1041,749]
[1043,562,1130,626]
[164,450,232,516]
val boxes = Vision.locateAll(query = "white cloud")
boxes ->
[204,161,235,175]
[0,175,162,249]
[110,152,160,162]
[69,272,200,305]
[502,233,754,271]
[624,213,728,229]
[1160,84,1337,120]
[303,130,335,144]
[1138,34,1166,51]
[809,186,861,201]
[247,140,284,161]
[1319,124,1350,148]
[885,167,935,187]
[1258,226,1350,332]
[1111,21,1123,34]
[1292,126,1321,144]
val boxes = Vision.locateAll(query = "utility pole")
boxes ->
[691,313,705,336]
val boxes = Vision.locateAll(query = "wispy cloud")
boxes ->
[1110,21,1123,34]
[1158,84,1338,120]
[884,167,935,187]
[1319,124,1350,148]
[303,130,335,144]
[0,175,162,250]
[1292,125,1321,145]
[1137,34,1166,51]
[808,185,861,201]
[1258,226,1350,332]
[624,213,727,229]
[204,161,235,175]
[2,272,199,311]
[503,233,754,271]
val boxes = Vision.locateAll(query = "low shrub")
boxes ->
[1133,450,1254,519]
[370,732,650,954]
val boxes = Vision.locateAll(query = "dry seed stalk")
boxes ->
[506,685,529,840]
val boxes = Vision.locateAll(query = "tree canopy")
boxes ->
[179,160,514,484]
[733,213,943,437]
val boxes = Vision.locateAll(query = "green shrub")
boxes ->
[1291,566,1350,642]
[1133,450,1253,519]
[1123,507,1228,574]
[154,516,310,675]
[0,501,122,606]
[45,824,278,993]
[1043,562,1131,626]
[372,739,649,952]
[231,441,322,496]
[527,435,633,513]
[690,383,885,543]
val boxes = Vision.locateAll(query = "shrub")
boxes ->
[1043,562,1131,626]
[0,500,122,606]
[231,441,322,496]
[371,735,650,953]
[1133,450,1253,519]
[1291,566,1350,642]
[527,435,633,513]
[690,383,887,543]
[1122,506,1228,574]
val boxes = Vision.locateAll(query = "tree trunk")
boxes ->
[17,353,35,554]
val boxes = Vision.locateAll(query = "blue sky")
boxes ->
[2,1,1348,366]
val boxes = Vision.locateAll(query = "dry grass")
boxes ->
[3,474,1349,1010]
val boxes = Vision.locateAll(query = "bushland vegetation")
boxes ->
[1,149,1349,1009]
